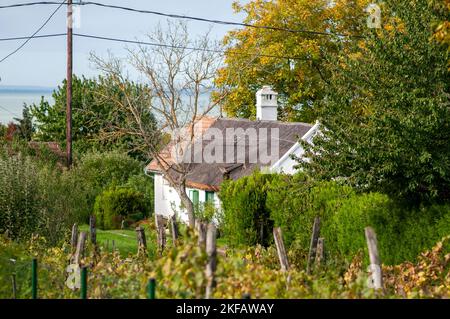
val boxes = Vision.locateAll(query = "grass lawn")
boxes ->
[79,224,157,256]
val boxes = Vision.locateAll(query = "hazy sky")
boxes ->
[0,1,248,87]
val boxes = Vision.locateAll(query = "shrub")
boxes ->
[330,194,450,265]
[219,171,275,247]
[75,150,142,189]
[73,150,144,221]
[266,173,355,248]
[124,174,154,218]
[94,187,146,230]
[0,155,78,244]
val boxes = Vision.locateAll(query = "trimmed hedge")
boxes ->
[219,171,275,246]
[94,187,146,230]
[220,171,450,265]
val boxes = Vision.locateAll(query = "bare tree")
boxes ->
[90,21,227,227]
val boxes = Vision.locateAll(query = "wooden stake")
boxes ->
[307,217,321,274]
[197,222,207,250]
[273,227,289,272]
[170,214,179,245]
[11,274,17,299]
[315,238,325,267]
[205,223,217,299]
[89,216,96,245]
[158,226,166,254]
[71,223,78,252]
[73,231,87,265]
[365,227,383,290]
[136,226,147,254]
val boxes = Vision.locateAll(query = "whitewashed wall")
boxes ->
[270,122,319,174]
[153,173,221,223]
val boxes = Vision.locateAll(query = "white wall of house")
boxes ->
[153,173,221,223]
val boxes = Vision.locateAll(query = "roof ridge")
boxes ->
[217,117,313,126]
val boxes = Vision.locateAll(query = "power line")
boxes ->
[0,32,310,61]
[0,1,66,63]
[0,104,20,118]
[0,1,363,39]
[0,33,66,41]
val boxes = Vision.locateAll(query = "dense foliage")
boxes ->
[94,187,147,230]
[214,0,369,122]
[0,231,448,299]
[221,171,450,265]
[0,144,153,241]
[301,0,450,203]
[29,75,157,161]
[219,171,275,246]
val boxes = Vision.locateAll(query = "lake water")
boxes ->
[0,87,54,124]
[0,87,217,125]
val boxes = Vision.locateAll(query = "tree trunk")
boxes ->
[177,185,195,228]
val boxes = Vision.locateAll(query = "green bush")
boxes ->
[0,155,79,244]
[124,174,154,218]
[219,171,275,247]
[330,194,450,265]
[266,174,354,248]
[94,187,146,230]
[265,172,450,265]
[73,150,144,221]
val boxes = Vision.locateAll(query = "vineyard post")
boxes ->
[307,217,321,274]
[80,266,87,299]
[73,232,87,265]
[170,214,179,244]
[197,222,207,250]
[112,240,116,252]
[315,237,325,267]
[89,216,96,246]
[71,223,78,252]
[365,227,384,291]
[136,226,147,254]
[158,226,166,254]
[155,213,161,248]
[147,278,156,299]
[31,258,37,299]
[273,227,289,272]
[205,223,217,299]
[11,274,17,299]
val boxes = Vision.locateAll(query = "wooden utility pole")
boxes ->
[66,0,73,168]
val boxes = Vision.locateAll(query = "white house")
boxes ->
[145,86,320,223]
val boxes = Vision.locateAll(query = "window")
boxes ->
[189,190,199,208]
[205,191,215,204]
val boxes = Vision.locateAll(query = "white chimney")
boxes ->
[256,85,278,121]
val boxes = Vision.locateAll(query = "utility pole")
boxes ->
[66,0,73,168]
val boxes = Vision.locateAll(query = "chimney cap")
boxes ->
[256,85,278,96]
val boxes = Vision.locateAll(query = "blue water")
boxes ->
[0,87,54,124]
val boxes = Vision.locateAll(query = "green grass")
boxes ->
[79,224,157,257]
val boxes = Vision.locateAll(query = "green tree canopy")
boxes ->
[29,75,157,161]
[214,0,369,122]
[301,0,450,203]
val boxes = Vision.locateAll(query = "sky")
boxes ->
[0,0,248,88]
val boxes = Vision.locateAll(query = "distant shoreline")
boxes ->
[0,86,56,94]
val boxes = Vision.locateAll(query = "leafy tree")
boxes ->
[13,105,34,141]
[214,0,368,122]
[301,0,450,203]
[29,75,157,161]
